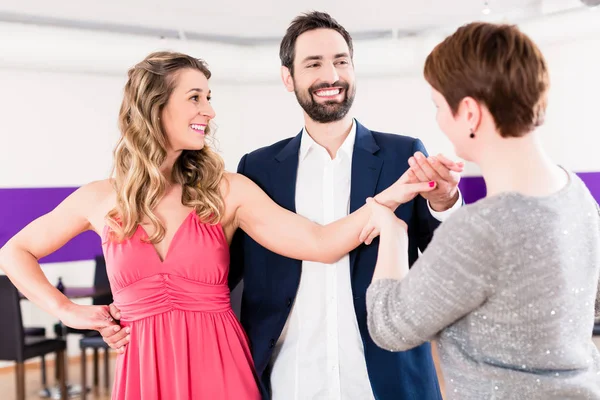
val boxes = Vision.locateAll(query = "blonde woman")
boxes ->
[0,52,434,400]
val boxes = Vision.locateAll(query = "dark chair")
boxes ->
[54,255,113,336]
[25,255,112,390]
[0,276,67,400]
[80,334,111,399]
[22,327,52,397]
[54,256,113,390]
[24,327,46,336]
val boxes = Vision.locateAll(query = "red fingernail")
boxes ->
[429,181,435,187]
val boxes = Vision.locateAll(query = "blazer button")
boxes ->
[286,298,292,307]
[269,339,275,348]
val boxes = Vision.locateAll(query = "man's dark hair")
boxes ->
[279,11,353,76]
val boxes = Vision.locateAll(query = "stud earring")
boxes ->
[469,129,475,139]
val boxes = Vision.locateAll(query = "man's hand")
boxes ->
[408,152,462,211]
[98,303,130,354]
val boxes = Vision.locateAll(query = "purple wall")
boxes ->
[458,172,600,205]
[578,172,600,202]
[458,176,487,205]
[1,172,599,263]
[0,187,101,264]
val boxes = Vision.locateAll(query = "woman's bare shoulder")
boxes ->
[220,171,247,198]
[77,179,117,233]
[218,171,250,233]
[79,178,114,197]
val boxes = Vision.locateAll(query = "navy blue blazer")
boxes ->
[229,121,443,400]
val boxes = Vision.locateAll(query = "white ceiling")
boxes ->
[0,0,590,42]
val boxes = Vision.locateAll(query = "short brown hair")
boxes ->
[279,11,353,76]
[424,22,549,138]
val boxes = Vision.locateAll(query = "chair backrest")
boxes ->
[0,275,25,361]
[93,255,113,306]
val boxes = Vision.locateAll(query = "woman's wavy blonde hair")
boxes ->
[106,51,225,243]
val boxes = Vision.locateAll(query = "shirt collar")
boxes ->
[299,119,357,162]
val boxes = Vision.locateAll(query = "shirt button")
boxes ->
[269,339,275,348]
[286,298,292,307]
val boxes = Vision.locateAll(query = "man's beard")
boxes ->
[294,80,355,123]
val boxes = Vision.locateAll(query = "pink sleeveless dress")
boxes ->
[102,211,260,399]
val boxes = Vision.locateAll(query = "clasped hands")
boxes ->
[359,152,463,245]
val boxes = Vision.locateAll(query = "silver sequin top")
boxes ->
[367,170,600,399]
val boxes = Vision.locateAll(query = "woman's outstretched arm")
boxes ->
[226,172,435,264]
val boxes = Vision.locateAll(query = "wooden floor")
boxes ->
[0,355,113,400]
[0,338,598,400]
[0,351,441,400]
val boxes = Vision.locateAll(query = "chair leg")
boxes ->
[81,348,88,400]
[54,323,66,383]
[55,351,60,382]
[56,350,67,400]
[15,362,25,400]
[40,354,48,388]
[104,347,110,389]
[93,348,99,388]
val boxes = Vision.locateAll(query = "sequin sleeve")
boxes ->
[366,209,498,352]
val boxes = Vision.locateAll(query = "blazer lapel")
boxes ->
[271,132,302,213]
[349,122,383,275]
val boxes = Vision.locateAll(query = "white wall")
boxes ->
[1,9,600,365]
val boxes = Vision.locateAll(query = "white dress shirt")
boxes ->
[269,120,461,400]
